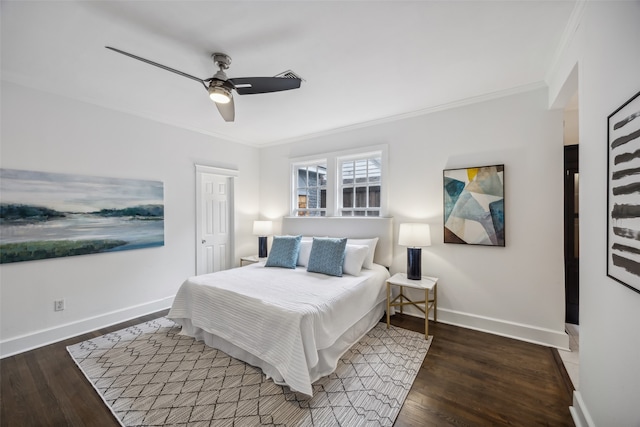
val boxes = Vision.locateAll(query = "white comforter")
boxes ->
[167,262,389,395]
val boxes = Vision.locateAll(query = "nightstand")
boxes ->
[386,272,438,339]
[240,255,264,266]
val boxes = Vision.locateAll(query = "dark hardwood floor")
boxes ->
[392,314,574,426]
[1,311,574,426]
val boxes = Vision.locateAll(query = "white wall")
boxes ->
[564,108,579,146]
[0,82,260,357]
[260,87,568,349]
[549,2,640,425]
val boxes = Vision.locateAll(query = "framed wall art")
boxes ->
[443,164,504,246]
[607,90,640,294]
[0,168,164,264]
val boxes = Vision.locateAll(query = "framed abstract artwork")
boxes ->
[0,168,164,264]
[607,90,640,294]
[443,165,505,246]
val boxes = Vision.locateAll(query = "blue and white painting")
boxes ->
[443,165,505,246]
[0,168,164,263]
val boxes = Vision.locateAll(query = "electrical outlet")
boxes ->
[54,299,65,311]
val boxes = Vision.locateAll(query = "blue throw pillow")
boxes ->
[307,237,348,277]
[265,235,302,269]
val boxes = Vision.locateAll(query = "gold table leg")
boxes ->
[424,288,429,339]
[433,283,437,323]
[386,282,391,329]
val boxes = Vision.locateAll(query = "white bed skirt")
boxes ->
[173,300,386,392]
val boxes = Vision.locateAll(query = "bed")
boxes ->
[167,216,393,396]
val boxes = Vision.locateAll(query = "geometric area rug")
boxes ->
[67,317,431,427]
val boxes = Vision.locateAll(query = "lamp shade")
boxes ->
[253,220,273,236]
[398,223,431,247]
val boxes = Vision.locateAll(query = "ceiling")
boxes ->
[1,1,577,147]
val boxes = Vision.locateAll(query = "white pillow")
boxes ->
[297,240,313,266]
[342,245,369,276]
[346,237,379,269]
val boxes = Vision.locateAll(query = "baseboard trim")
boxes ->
[0,296,174,359]
[3,299,570,357]
[570,391,595,427]
[400,306,570,350]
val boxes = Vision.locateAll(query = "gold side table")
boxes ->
[386,272,438,339]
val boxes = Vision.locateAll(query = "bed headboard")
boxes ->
[281,217,394,267]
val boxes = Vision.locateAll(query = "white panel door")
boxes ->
[196,171,234,275]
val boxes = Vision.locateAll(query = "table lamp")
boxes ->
[253,220,273,258]
[398,223,431,280]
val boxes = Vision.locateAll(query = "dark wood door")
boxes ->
[564,145,579,324]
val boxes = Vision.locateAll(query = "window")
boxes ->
[339,155,381,216]
[290,146,387,217]
[292,162,327,216]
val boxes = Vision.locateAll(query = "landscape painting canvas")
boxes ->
[607,90,640,294]
[0,169,164,264]
[443,165,505,246]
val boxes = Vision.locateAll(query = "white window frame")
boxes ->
[337,152,383,217]
[290,159,328,217]
[289,145,388,217]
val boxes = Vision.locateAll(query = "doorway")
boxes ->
[564,145,579,324]
[556,65,580,389]
[195,165,237,275]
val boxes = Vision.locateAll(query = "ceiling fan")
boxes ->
[105,47,301,122]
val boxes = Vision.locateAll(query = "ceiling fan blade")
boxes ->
[215,97,235,122]
[229,77,301,95]
[105,46,207,87]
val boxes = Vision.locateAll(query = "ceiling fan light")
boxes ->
[208,85,231,104]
